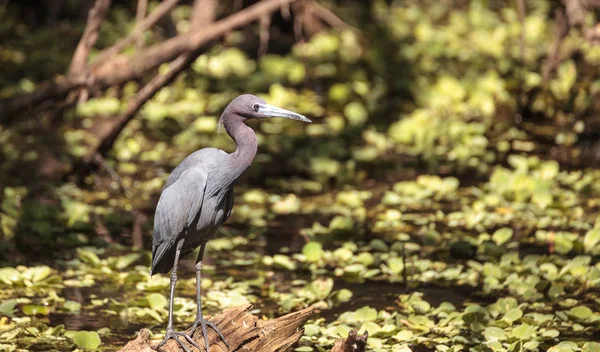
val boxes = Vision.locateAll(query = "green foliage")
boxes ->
[1,0,600,350]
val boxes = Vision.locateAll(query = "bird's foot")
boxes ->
[155,328,201,352]
[188,317,229,351]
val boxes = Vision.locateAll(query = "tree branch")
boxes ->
[0,0,298,125]
[86,0,219,164]
[92,0,181,64]
[190,0,217,29]
[69,0,112,75]
[135,0,149,50]
[309,0,349,29]
[88,53,197,162]
[91,0,297,87]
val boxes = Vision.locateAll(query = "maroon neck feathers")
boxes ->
[222,114,258,180]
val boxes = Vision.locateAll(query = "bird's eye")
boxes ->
[252,104,260,112]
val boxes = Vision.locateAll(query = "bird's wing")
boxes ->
[223,186,235,222]
[151,167,207,274]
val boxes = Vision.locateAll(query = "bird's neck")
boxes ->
[223,114,257,180]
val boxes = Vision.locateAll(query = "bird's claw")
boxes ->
[155,328,202,352]
[188,318,229,351]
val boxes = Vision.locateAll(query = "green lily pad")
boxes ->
[492,228,513,246]
[566,306,593,320]
[66,330,101,350]
[302,242,324,262]
[147,293,168,310]
[22,304,50,316]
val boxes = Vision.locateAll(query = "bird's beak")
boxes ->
[258,104,312,123]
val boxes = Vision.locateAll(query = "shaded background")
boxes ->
[1,0,600,351]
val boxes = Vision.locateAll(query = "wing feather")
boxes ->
[151,167,207,274]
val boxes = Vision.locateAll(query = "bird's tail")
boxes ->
[150,242,175,275]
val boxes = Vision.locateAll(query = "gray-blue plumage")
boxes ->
[150,94,311,352]
[151,148,234,275]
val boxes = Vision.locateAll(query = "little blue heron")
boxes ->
[151,94,311,351]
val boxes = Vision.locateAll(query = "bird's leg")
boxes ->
[155,239,201,352]
[188,244,229,351]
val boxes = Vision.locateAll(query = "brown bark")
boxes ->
[331,330,368,352]
[69,0,112,75]
[117,305,315,352]
[190,0,217,29]
[88,50,198,162]
[562,0,585,26]
[86,0,218,164]
[91,0,297,87]
[92,0,181,64]
[542,9,570,83]
[135,0,149,50]
[0,0,297,125]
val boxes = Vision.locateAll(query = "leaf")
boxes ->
[492,228,513,246]
[484,326,506,342]
[147,293,168,310]
[584,228,600,252]
[336,289,353,303]
[333,247,353,262]
[344,101,368,126]
[567,306,593,320]
[583,342,600,352]
[0,267,21,285]
[272,255,297,271]
[116,253,141,270]
[359,321,381,336]
[66,331,101,350]
[77,249,101,266]
[548,341,579,352]
[509,323,536,340]
[355,252,374,266]
[354,306,378,322]
[502,308,523,325]
[369,239,389,252]
[63,300,81,313]
[303,324,320,337]
[22,305,50,316]
[302,242,324,262]
[387,257,404,275]
[0,299,18,317]
[394,330,414,341]
[23,266,52,283]
[307,278,334,300]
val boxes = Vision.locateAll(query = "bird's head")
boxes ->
[221,94,311,124]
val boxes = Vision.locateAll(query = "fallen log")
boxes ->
[118,304,315,352]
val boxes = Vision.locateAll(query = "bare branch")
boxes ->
[562,0,585,26]
[92,0,181,64]
[89,53,196,161]
[69,0,112,74]
[543,9,570,82]
[258,14,272,56]
[87,0,220,163]
[92,0,297,87]
[190,0,217,30]
[309,0,349,29]
[135,0,149,50]
[0,0,298,124]
[0,75,88,123]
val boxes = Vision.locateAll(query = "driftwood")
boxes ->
[331,330,368,352]
[118,304,315,352]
